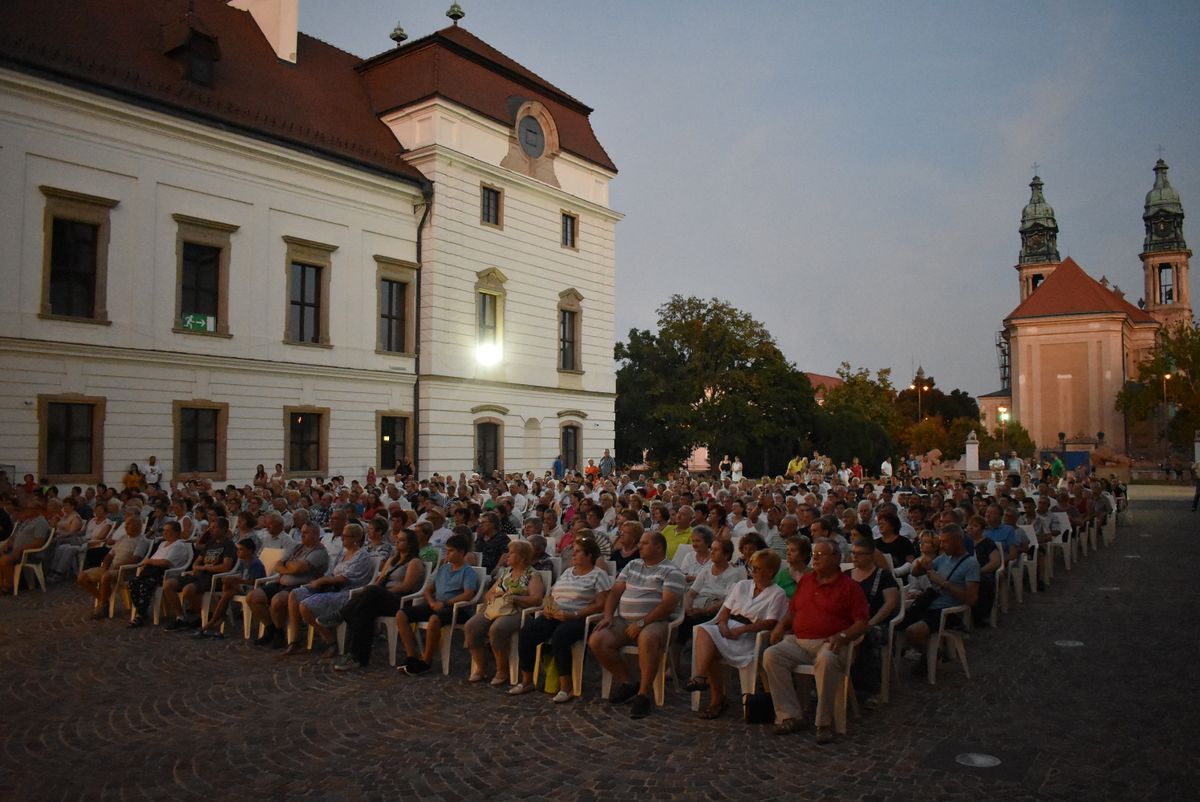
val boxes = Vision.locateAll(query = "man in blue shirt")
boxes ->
[982,504,1021,563]
[900,524,979,675]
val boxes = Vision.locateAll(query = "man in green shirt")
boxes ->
[660,505,694,560]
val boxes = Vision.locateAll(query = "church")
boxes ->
[980,160,1191,456]
[0,0,619,485]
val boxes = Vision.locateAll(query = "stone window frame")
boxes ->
[172,214,238,338]
[559,420,582,472]
[172,399,229,480]
[480,182,504,229]
[376,410,413,471]
[38,393,106,484]
[39,186,119,325]
[283,236,337,348]
[561,210,579,250]
[475,267,508,354]
[474,416,505,476]
[283,405,330,477]
[557,288,584,374]
[375,255,418,356]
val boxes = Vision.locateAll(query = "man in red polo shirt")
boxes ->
[763,537,869,743]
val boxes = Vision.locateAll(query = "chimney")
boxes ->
[228,0,298,63]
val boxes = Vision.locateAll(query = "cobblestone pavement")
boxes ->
[2,486,1196,802]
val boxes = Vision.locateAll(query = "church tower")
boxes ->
[1140,158,1192,329]
[1015,174,1061,301]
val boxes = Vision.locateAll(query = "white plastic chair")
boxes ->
[236,572,280,638]
[927,605,970,685]
[547,556,563,582]
[12,530,55,595]
[376,566,437,665]
[1047,512,1072,576]
[990,564,1006,627]
[127,565,187,624]
[689,630,768,711]
[503,569,553,684]
[600,611,685,706]
[881,594,910,704]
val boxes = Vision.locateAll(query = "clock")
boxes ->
[517,115,545,158]
[1027,233,1046,250]
[1154,219,1171,237]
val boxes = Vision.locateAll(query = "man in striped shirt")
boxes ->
[588,531,685,719]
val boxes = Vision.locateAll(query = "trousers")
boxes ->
[762,635,849,727]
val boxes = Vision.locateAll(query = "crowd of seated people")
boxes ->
[0,455,1126,743]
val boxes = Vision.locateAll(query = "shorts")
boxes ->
[606,615,669,648]
[902,608,964,634]
[404,603,455,627]
[173,573,213,594]
[259,581,297,601]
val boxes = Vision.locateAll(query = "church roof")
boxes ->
[1004,257,1157,323]
[0,0,428,186]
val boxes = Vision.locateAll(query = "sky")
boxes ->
[303,1,1200,397]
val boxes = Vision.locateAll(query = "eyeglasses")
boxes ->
[851,550,871,557]
[812,551,836,558]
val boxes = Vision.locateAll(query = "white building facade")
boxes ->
[0,0,617,486]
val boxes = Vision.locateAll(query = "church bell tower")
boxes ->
[1140,158,1192,329]
[1015,174,1061,301]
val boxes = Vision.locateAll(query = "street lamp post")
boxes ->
[997,406,1009,450]
[1163,372,1172,461]
[909,383,929,421]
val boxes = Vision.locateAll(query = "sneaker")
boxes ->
[333,655,360,672]
[773,717,805,736]
[608,682,638,705]
[629,694,652,719]
[164,618,187,632]
[815,725,834,745]
[403,659,430,675]
[191,629,209,640]
[128,617,144,629]
[507,683,536,696]
[552,691,573,704]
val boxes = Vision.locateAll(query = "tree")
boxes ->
[944,416,986,460]
[822,363,903,442]
[901,415,950,456]
[811,410,892,470]
[1116,321,1200,451]
[895,372,980,425]
[614,296,818,473]
[979,420,1037,460]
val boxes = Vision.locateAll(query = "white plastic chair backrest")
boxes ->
[468,566,488,604]
[672,547,689,568]
[258,548,286,576]
[602,560,616,578]
[536,569,552,601]
[1050,512,1071,536]
[465,552,481,567]
[548,556,563,581]
[545,536,559,556]
[882,552,895,570]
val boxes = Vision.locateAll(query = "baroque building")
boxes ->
[0,0,619,485]
[981,162,1190,454]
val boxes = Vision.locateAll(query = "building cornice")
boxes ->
[422,373,615,399]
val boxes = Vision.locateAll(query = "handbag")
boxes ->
[484,593,516,620]
[742,690,774,724]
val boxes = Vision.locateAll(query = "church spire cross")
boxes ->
[1030,161,1040,175]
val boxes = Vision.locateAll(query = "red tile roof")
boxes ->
[805,372,845,392]
[0,0,426,185]
[359,25,617,173]
[1005,257,1157,323]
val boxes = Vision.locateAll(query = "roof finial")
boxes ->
[1156,144,1166,160]
[390,23,408,43]
[447,3,465,24]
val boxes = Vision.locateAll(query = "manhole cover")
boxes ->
[1055,640,1084,648]
[1139,533,1152,538]
[1124,555,1142,559]
[956,753,1002,768]
[1098,586,1121,592]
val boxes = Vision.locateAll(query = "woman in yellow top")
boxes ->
[122,463,145,491]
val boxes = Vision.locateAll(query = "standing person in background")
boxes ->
[730,457,744,483]
[717,455,732,482]
[552,454,564,480]
[599,449,616,479]
[879,458,893,479]
[143,456,162,490]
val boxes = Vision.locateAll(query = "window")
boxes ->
[476,420,501,476]
[283,236,336,346]
[561,212,578,249]
[285,407,329,475]
[478,292,498,345]
[174,214,236,336]
[557,288,584,373]
[559,309,577,371]
[561,424,580,471]
[38,395,105,483]
[1160,264,1175,304]
[173,401,228,478]
[1030,273,1044,291]
[481,184,503,227]
[379,414,410,471]
[379,279,408,353]
[40,186,118,323]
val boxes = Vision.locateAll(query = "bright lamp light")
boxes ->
[476,343,502,366]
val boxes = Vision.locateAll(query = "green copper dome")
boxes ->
[1143,159,1184,218]
[1020,175,1058,232]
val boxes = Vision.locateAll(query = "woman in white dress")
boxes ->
[730,457,744,483]
[685,549,787,718]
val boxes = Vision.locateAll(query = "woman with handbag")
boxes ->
[686,549,787,719]
[462,540,545,686]
[846,537,900,707]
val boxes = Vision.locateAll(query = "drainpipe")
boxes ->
[412,183,433,476]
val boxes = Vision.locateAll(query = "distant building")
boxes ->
[985,162,1191,453]
[0,0,619,485]
[805,371,844,406]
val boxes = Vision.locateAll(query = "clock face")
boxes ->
[1027,233,1045,250]
[517,115,545,158]
[1154,219,1171,236]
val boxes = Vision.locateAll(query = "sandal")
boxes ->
[683,676,709,692]
[700,699,728,720]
